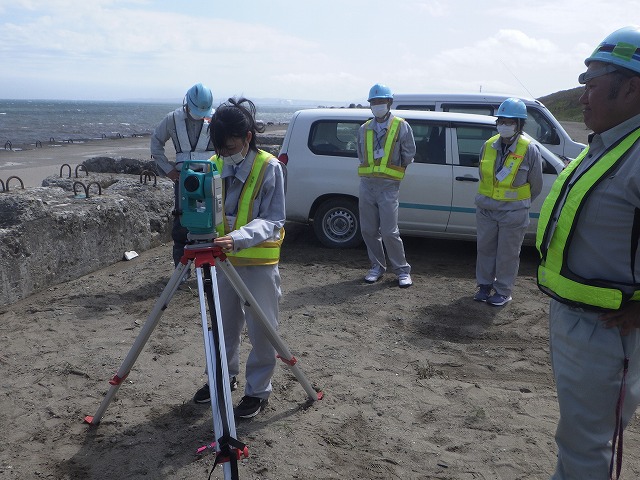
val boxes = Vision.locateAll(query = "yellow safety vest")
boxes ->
[358,116,407,180]
[478,134,532,201]
[213,150,284,266]
[536,127,640,310]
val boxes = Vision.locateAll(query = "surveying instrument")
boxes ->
[84,159,322,479]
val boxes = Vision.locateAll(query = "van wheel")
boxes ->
[313,198,362,248]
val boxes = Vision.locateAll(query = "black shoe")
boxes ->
[193,377,238,404]
[234,395,268,418]
[193,384,211,404]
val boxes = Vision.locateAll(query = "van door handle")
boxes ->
[455,176,479,182]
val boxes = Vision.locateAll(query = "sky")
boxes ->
[1,0,639,105]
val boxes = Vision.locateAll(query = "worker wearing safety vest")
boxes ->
[537,26,640,480]
[191,98,286,420]
[473,98,543,306]
[151,83,215,269]
[357,83,416,288]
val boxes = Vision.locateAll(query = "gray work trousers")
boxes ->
[549,300,640,479]
[358,179,410,275]
[475,207,529,297]
[215,263,281,400]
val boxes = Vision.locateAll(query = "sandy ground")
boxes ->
[3,227,640,480]
[3,121,640,479]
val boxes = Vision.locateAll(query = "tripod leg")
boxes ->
[215,259,321,402]
[84,261,191,425]
[197,264,244,480]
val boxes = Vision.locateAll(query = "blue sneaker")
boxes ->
[473,284,492,302]
[486,293,512,306]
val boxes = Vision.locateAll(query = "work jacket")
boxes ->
[213,150,284,266]
[358,116,407,180]
[537,127,640,310]
[478,134,532,201]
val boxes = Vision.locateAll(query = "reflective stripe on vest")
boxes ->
[358,117,406,180]
[478,134,532,201]
[536,127,640,310]
[174,110,213,164]
[213,150,284,266]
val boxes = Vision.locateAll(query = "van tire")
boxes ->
[313,198,362,249]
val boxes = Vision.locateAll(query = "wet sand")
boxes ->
[0,136,153,188]
[0,124,289,189]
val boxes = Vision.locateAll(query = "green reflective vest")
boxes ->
[536,127,640,310]
[358,116,407,180]
[478,134,532,201]
[213,150,284,266]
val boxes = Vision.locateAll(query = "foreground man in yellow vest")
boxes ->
[537,26,640,479]
[192,97,286,419]
[357,83,416,288]
[474,98,543,306]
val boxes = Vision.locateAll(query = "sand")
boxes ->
[2,122,640,479]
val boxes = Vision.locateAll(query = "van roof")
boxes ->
[293,107,498,124]
[392,92,544,107]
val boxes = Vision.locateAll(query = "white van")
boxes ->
[279,108,565,248]
[391,93,584,161]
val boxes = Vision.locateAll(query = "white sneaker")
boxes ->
[364,266,384,283]
[398,273,413,288]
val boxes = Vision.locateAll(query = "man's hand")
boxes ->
[167,169,180,182]
[600,302,640,335]
[213,235,234,253]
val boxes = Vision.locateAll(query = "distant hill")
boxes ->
[538,87,583,122]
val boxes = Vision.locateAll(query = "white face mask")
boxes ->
[370,104,389,119]
[496,124,517,139]
[222,142,248,166]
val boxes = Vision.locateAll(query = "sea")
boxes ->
[0,99,304,147]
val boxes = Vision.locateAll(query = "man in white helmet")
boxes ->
[356,83,416,288]
[151,83,215,270]
[536,26,640,479]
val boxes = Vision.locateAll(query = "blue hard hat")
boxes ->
[496,98,527,119]
[584,26,640,74]
[368,83,393,101]
[185,83,214,118]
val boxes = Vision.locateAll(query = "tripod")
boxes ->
[84,236,322,479]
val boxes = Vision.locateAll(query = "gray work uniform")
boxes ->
[150,107,215,265]
[215,149,286,400]
[544,114,640,479]
[475,135,542,297]
[356,114,416,276]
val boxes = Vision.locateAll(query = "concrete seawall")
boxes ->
[0,173,175,306]
[1,134,285,307]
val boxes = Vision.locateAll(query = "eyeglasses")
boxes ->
[578,64,620,84]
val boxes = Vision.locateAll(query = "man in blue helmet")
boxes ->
[356,83,416,288]
[473,98,543,306]
[151,83,215,271]
[536,26,640,479]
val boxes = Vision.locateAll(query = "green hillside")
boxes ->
[538,87,583,122]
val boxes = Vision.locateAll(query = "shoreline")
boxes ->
[0,125,287,188]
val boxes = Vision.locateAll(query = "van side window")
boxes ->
[308,121,360,157]
[455,125,496,167]
[442,104,494,116]
[525,108,560,146]
[405,121,447,164]
[395,105,435,111]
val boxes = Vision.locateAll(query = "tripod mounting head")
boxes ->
[178,160,223,237]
